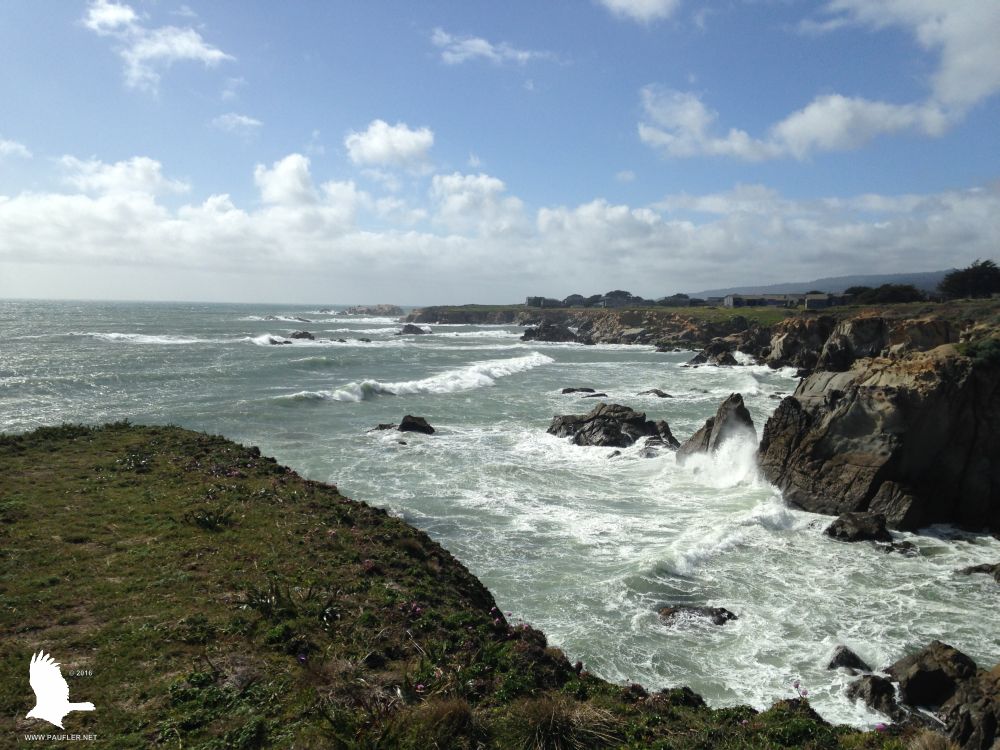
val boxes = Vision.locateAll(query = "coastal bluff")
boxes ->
[0,422,906,748]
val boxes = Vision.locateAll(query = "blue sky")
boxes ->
[1,0,999,304]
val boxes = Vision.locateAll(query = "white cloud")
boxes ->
[770,94,948,159]
[615,170,636,182]
[599,0,681,24]
[344,120,434,167]
[82,0,137,34]
[253,154,318,206]
[431,28,551,66]
[430,172,528,236]
[639,86,780,160]
[221,76,246,101]
[814,1,1000,110]
[4,151,999,300]
[641,3,1000,161]
[0,138,32,159]
[82,0,234,93]
[639,86,951,160]
[210,112,262,137]
[60,155,189,195]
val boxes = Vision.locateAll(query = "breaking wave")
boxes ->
[279,352,555,402]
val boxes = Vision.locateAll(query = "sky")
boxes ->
[1,0,999,305]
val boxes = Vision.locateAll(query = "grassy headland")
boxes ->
[0,423,917,748]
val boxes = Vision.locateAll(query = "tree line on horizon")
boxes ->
[531,259,1000,309]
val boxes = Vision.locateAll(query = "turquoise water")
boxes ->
[3,299,998,726]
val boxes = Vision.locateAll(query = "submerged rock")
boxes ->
[958,563,1000,583]
[824,512,892,543]
[268,337,291,345]
[638,389,672,398]
[562,387,596,394]
[658,606,738,626]
[676,393,756,463]
[547,403,679,449]
[398,415,435,435]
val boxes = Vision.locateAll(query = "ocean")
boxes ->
[3,298,998,727]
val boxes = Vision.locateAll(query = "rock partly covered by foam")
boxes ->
[398,415,435,434]
[676,393,756,463]
[521,322,580,343]
[658,606,738,626]
[958,563,1000,584]
[547,403,679,449]
[824,512,892,543]
[828,645,872,673]
[757,346,1000,531]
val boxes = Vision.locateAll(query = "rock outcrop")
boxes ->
[398,415,435,434]
[676,393,756,463]
[763,316,837,370]
[548,403,679,449]
[958,563,1000,584]
[757,347,1000,531]
[343,304,404,316]
[290,330,315,340]
[824,512,892,543]
[521,323,580,343]
[886,640,978,707]
[658,606,738,626]
[397,324,430,335]
[828,645,872,673]
[857,640,1000,750]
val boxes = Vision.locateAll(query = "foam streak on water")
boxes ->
[1,299,997,729]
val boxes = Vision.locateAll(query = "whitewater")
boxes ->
[2,299,998,728]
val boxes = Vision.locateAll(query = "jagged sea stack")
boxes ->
[676,393,756,463]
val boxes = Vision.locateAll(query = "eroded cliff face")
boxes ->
[758,346,1000,531]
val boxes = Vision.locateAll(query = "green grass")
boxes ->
[0,423,916,748]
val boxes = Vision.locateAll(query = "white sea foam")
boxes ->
[76,332,220,345]
[280,352,555,402]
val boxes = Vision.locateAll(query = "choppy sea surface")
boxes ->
[3,299,998,727]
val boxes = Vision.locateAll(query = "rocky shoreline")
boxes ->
[412,301,999,534]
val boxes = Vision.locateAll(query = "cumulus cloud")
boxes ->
[642,3,1000,160]
[599,0,681,24]
[3,151,999,299]
[344,120,434,167]
[60,155,189,195]
[0,138,32,159]
[210,112,262,137]
[431,28,551,65]
[813,0,1000,110]
[82,0,233,92]
[639,86,950,160]
[430,172,529,236]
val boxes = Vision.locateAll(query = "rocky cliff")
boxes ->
[758,345,1000,531]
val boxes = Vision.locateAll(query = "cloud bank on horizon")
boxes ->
[0,0,998,303]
